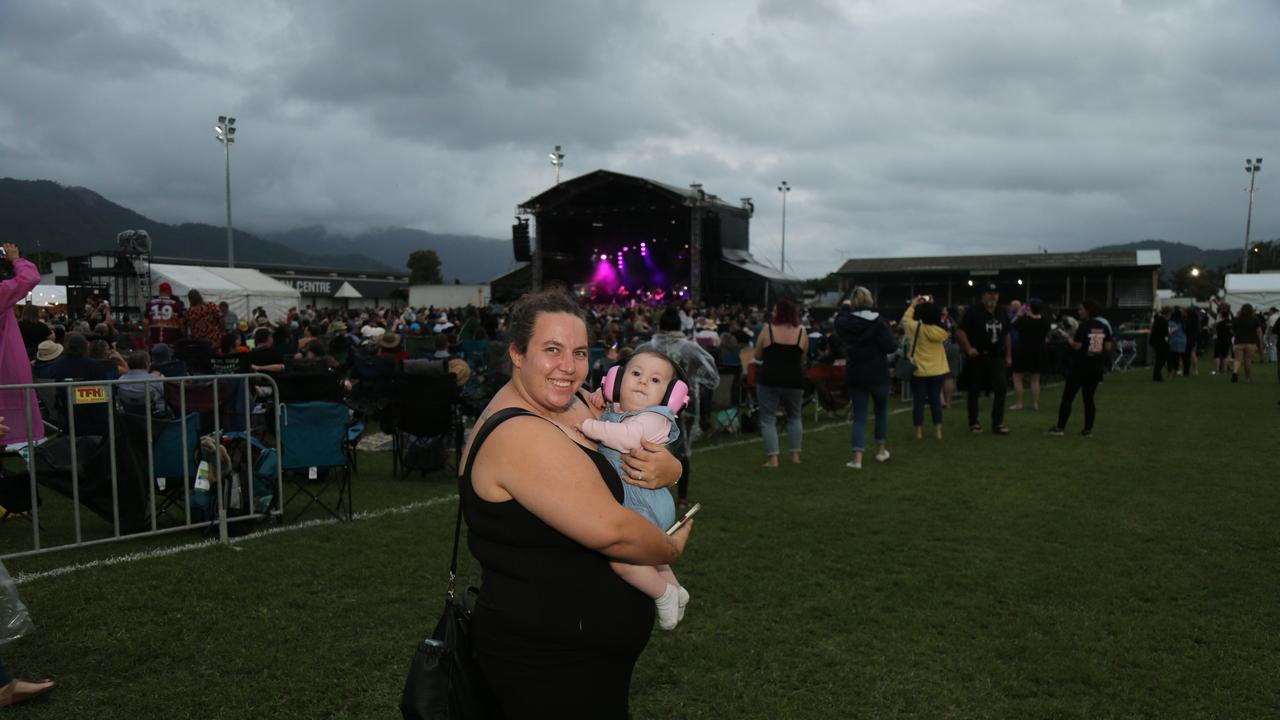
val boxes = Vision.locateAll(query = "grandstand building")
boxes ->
[834,250,1162,318]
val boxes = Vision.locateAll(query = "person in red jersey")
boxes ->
[144,282,185,347]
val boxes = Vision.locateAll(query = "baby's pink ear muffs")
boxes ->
[603,364,622,403]
[603,363,690,412]
[663,379,690,412]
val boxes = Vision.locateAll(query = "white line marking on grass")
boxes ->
[21,385,1067,584]
[15,495,459,586]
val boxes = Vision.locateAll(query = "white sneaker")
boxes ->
[846,460,862,470]
[655,584,680,630]
[875,449,891,463]
[677,585,690,622]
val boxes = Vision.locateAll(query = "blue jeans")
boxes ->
[849,385,889,452]
[910,375,945,427]
[756,384,803,456]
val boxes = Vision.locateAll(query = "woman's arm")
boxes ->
[478,417,688,565]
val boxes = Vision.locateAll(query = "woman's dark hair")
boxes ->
[88,339,109,359]
[65,333,89,358]
[507,288,589,354]
[302,339,328,357]
[189,289,205,306]
[916,302,942,326]
[20,304,38,322]
[772,299,800,326]
[220,332,239,354]
[1080,298,1102,319]
[657,307,683,332]
[1238,303,1256,323]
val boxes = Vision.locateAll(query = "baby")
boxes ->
[577,350,690,630]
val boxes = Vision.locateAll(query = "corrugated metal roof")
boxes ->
[520,169,746,214]
[721,249,802,281]
[836,251,1159,275]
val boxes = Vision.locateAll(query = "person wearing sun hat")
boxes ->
[31,340,65,380]
[377,331,408,364]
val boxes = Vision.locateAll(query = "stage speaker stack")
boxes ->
[513,219,531,262]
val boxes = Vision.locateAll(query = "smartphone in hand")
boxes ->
[665,502,701,535]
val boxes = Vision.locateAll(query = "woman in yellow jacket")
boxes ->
[902,297,951,440]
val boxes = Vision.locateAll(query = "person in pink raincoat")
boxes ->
[0,243,44,447]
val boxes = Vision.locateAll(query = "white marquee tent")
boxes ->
[1221,273,1280,312]
[148,264,300,320]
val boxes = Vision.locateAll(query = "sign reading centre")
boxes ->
[277,278,335,296]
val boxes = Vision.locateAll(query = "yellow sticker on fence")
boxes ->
[73,386,109,404]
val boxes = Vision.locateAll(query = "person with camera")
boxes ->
[0,243,45,448]
[901,295,950,441]
[956,282,1012,434]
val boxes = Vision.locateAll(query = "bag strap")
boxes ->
[909,322,922,359]
[449,406,538,599]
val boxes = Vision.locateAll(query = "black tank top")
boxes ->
[460,407,654,650]
[759,324,805,388]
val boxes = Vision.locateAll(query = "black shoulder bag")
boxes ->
[399,500,488,719]
[896,322,923,379]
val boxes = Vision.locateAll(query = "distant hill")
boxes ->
[263,226,518,284]
[1089,239,1242,278]
[0,178,391,271]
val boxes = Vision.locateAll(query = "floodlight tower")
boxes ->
[215,116,238,267]
[550,144,565,185]
[777,180,791,274]
[1243,158,1262,273]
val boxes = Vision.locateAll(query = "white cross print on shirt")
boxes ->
[985,318,1002,345]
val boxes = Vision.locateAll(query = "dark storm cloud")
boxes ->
[1,0,1278,279]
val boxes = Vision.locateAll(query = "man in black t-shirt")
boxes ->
[956,282,1012,434]
[1048,299,1113,437]
[246,327,286,373]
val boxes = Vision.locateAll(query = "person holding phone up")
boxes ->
[0,243,45,448]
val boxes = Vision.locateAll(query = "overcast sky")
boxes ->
[2,0,1277,279]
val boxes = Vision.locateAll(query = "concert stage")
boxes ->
[493,170,801,305]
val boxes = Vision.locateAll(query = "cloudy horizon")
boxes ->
[1,0,1276,279]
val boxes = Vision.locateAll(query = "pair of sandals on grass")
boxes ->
[969,424,1010,434]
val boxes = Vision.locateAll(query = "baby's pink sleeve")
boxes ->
[579,413,670,452]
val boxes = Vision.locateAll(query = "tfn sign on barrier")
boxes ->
[0,373,286,559]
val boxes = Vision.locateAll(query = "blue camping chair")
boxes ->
[279,401,353,521]
[151,412,202,521]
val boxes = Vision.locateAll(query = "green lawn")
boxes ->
[3,367,1278,719]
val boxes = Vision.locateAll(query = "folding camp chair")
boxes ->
[150,412,202,522]
[708,365,743,436]
[388,373,461,478]
[1114,339,1137,372]
[279,401,354,521]
[806,363,850,421]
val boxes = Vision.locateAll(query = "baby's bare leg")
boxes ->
[656,564,679,588]
[610,561,668,599]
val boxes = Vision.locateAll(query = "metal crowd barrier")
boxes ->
[0,373,285,559]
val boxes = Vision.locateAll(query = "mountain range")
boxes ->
[0,178,517,282]
[1,178,1254,285]
[1087,239,1243,278]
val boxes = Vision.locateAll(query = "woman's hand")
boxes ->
[1,243,18,261]
[668,518,693,559]
[620,439,682,489]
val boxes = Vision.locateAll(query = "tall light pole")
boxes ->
[1243,158,1262,273]
[215,116,237,267]
[777,180,791,274]
[550,144,565,185]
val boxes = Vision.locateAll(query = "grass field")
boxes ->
[2,366,1278,719]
